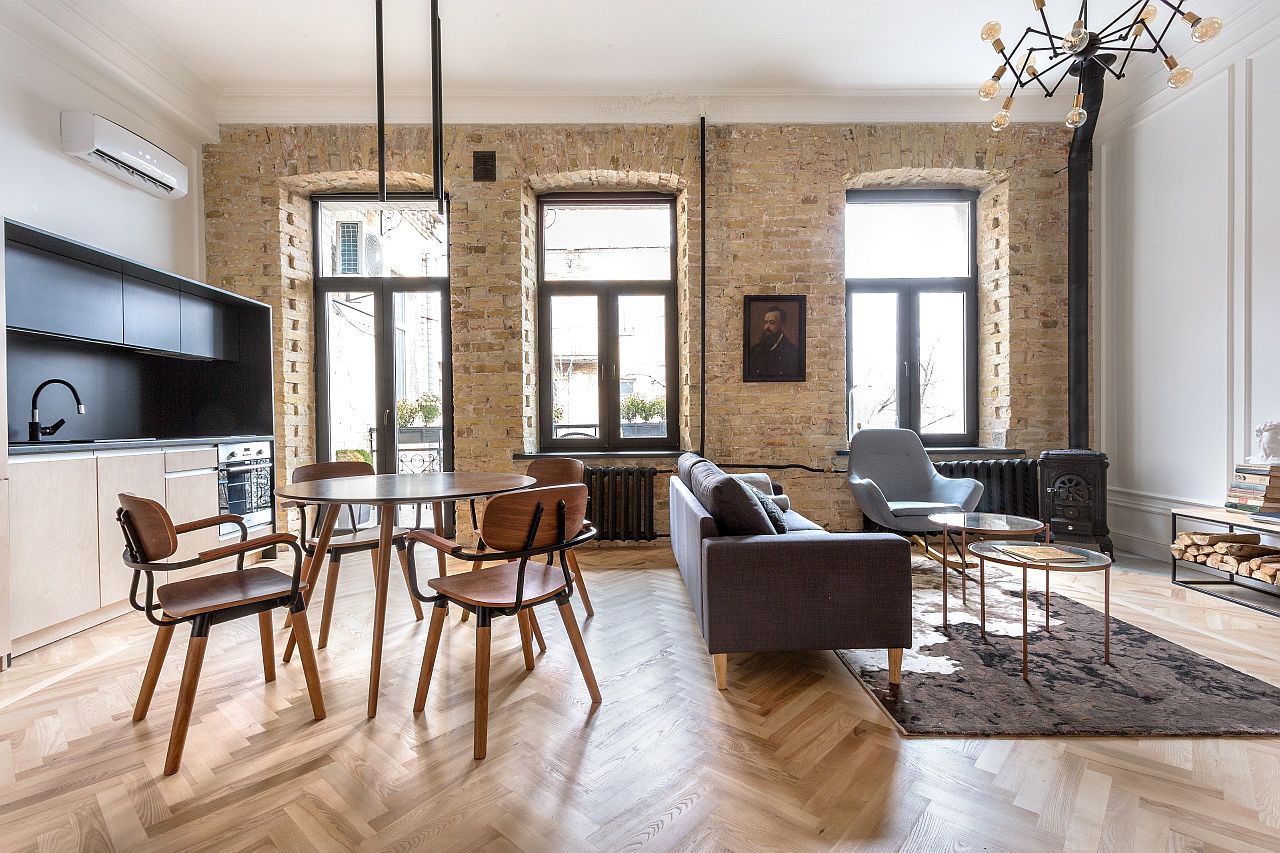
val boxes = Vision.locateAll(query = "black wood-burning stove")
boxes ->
[1038,57,1113,555]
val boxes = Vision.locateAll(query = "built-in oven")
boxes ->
[218,441,274,536]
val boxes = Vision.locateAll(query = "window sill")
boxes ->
[516,450,688,460]
[835,447,1027,458]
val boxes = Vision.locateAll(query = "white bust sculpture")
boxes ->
[1253,421,1280,463]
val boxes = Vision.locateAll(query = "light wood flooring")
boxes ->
[2,546,1280,851]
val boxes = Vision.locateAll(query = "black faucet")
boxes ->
[29,379,86,441]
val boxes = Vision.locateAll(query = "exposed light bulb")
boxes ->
[1065,94,1087,129]
[1191,15,1223,42]
[980,20,1002,42]
[979,79,1001,101]
[1020,51,1038,78]
[1139,4,1158,22]
[991,111,1011,132]
[1063,21,1090,54]
[1168,65,1195,88]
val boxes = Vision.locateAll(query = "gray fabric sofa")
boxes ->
[669,453,913,690]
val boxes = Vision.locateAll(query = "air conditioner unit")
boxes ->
[60,112,188,199]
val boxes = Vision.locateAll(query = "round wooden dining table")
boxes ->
[276,472,535,717]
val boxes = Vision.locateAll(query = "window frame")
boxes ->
[845,188,980,447]
[536,192,680,453]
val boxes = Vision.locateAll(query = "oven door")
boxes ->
[219,460,274,534]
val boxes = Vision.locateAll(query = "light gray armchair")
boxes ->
[848,429,983,534]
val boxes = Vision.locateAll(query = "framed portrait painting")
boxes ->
[742,295,806,382]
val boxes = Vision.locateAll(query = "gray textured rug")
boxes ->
[838,557,1280,736]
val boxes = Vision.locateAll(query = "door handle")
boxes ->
[382,409,390,426]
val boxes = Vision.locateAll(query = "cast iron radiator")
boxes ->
[933,459,1040,519]
[583,465,659,542]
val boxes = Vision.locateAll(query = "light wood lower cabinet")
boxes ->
[97,451,167,606]
[165,469,222,581]
[9,456,100,639]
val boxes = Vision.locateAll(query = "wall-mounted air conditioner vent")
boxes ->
[60,112,188,200]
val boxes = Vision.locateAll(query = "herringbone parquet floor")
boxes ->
[2,546,1280,851]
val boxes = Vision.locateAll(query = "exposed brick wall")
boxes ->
[203,121,1069,534]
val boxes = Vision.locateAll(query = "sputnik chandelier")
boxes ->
[977,1,1225,131]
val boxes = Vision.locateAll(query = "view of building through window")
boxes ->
[845,193,975,444]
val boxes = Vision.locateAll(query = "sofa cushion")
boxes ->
[731,473,790,511]
[747,484,787,533]
[781,510,825,532]
[888,500,963,517]
[689,461,775,536]
[677,452,710,490]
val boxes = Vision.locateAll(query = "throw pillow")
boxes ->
[689,461,776,536]
[747,484,787,534]
[731,472,791,512]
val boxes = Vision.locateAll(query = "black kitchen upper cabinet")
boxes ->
[123,275,182,352]
[180,293,238,360]
[5,241,124,343]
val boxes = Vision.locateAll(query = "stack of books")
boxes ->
[1226,463,1280,517]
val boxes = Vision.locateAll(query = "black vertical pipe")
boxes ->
[375,0,387,202]
[699,115,707,456]
[1066,58,1107,449]
[430,0,444,214]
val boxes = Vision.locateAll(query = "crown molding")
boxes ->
[3,0,219,143]
[216,86,1075,126]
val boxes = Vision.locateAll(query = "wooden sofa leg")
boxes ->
[888,648,903,687]
[712,653,727,690]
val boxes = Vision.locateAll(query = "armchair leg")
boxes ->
[289,606,327,721]
[712,653,728,690]
[413,601,449,713]
[557,600,601,703]
[474,610,493,759]
[164,622,209,776]
[396,543,425,621]
[257,611,276,683]
[516,609,535,671]
[134,623,174,722]
[888,648,903,687]
[528,609,547,653]
[566,550,594,618]
[317,552,341,650]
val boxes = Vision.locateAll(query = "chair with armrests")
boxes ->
[280,460,425,658]
[116,494,325,776]
[404,484,601,759]
[847,428,984,536]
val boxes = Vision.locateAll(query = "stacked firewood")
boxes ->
[1172,531,1280,584]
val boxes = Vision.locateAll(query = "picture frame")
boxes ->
[742,295,806,382]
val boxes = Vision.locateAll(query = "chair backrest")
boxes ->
[292,460,374,483]
[480,484,589,553]
[847,429,937,501]
[526,457,584,487]
[118,493,178,563]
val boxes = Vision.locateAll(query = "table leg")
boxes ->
[1022,565,1029,681]
[1104,564,1111,665]
[1045,571,1051,634]
[368,506,395,718]
[961,529,968,605]
[979,556,987,640]
[283,504,340,663]
[941,524,949,629]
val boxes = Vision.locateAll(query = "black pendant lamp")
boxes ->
[374,0,445,213]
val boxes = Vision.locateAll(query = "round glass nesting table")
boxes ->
[927,512,1045,631]
[967,541,1113,681]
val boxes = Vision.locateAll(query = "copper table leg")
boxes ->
[1104,564,1111,665]
[1021,564,1029,681]
[941,524,949,629]
[961,528,968,604]
[979,556,987,640]
[1045,571,1051,633]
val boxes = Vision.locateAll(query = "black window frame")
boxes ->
[845,188,980,447]
[537,192,680,453]
[312,192,454,477]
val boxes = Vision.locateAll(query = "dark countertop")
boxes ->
[8,435,273,456]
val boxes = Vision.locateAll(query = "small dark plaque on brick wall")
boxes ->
[472,151,497,182]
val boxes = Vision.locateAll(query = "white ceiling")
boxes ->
[22,0,1259,131]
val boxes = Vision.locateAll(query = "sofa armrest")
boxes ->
[700,532,913,653]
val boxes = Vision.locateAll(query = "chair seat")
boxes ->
[887,500,964,518]
[308,526,410,552]
[157,567,305,618]
[428,560,571,608]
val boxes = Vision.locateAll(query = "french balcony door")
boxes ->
[312,196,452,526]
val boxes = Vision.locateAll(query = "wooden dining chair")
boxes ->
[281,460,424,656]
[116,494,325,776]
[405,484,601,759]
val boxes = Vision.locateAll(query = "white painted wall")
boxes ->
[1097,1,1280,557]
[0,22,204,276]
